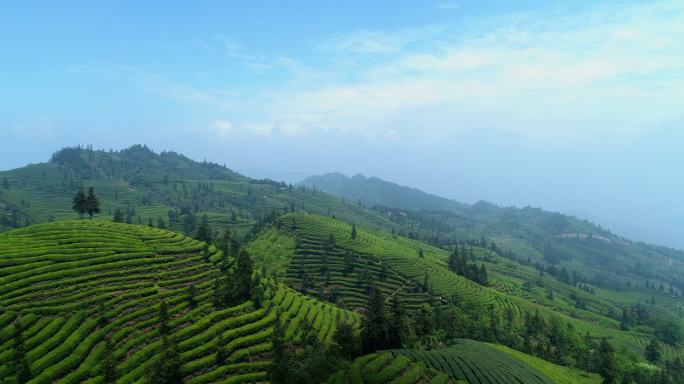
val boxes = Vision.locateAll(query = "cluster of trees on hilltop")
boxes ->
[448,246,489,285]
[72,186,101,219]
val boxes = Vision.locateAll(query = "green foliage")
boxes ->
[85,187,101,219]
[195,214,212,243]
[645,339,663,363]
[393,340,557,384]
[327,352,451,384]
[0,220,361,383]
[655,319,684,346]
[360,286,400,354]
[71,187,87,220]
[146,337,182,384]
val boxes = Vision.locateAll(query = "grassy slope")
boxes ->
[326,352,455,384]
[0,220,358,384]
[392,339,556,384]
[490,344,601,384]
[271,213,680,359]
[0,146,394,239]
[301,173,684,293]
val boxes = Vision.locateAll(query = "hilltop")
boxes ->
[300,173,469,213]
[0,220,358,383]
[0,145,393,238]
[301,172,684,298]
[1,145,683,383]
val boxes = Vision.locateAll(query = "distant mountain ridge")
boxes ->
[300,172,470,213]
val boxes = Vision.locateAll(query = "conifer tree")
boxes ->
[146,337,181,384]
[72,187,87,219]
[596,339,619,384]
[645,338,662,363]
[479,264,489,285]
[361,286,390,353]
[351,224,357,239]
[330,321,360,360]
[388,294,406,348]
[195,214,212,243]
[85,187,101,219]
[12,320,31,384]
[159,300,169,335]
[113,208,125,223]
[234,249,254,302]
[186,285,197,308]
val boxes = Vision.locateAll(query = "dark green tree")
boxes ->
[11,320,32,384]
[415,303,435,338]
[330,321,360,360]
[596,339,619,384]
[85,187,101,219]
[195,214,212,243]
[388,294,407,348]
[159,300,169,335]
[234,249,254,302]
[655,318,684,345]
[645,338,662,363]
[479,264,489,285]
[361,286,391,353]
[72,187,87,219]
[351,224,357,239]
[113,208,125,223]
[186,285,197,308]
[146,337,181,384]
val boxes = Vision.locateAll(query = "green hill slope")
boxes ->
[247,213,680,362]
[300,173,469,213]
[391,339,600,384]
[0,145,393,239]
[301,173,684,326]
[0,221,358,384]
[326,352,455,384]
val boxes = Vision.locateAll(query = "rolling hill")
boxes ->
[1,145,682,383]
[301,172,684,305]
[0,146,393,239]
[300,173,469,213]
[0,220,358,383]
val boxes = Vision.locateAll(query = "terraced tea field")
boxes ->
[0,221,358,383]
[392,340,557,384]
[277,213,669,358]
[284,231,436,311]
[326,352,455,384]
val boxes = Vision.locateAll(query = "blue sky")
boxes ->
[1,1,683,248]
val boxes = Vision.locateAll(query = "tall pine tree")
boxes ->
[72,187,87,219]
[85,187,101,219]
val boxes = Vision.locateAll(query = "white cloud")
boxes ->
[131,1,684,146]
[259,1,684,144]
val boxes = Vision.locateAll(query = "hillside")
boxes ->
[2,146,683,382]
[327,340,601,384]
[301,173,684,299]
[300,173,469,213]
[0,221,358,383]
[0,146,393,239]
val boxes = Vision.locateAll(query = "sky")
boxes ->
[1,0,683,248]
